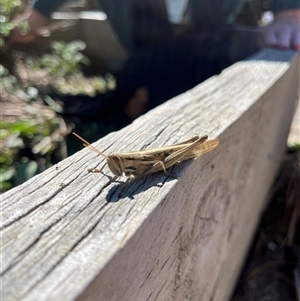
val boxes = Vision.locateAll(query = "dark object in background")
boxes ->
[116,34,232,112]
[57,33,232,124]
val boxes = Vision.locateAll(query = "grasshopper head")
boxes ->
[107,154,124,176]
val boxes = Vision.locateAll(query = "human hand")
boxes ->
[125,87,148,119]
[9,9,48,45]
[261,9,300,51]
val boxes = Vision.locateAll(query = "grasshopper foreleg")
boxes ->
[88,162,107,173]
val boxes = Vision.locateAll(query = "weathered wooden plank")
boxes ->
[1,49,299,301]
[288,96,300,145]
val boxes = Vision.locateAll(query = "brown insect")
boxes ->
[73,132,219,184]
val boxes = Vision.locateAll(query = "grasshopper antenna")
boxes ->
[73,132,108,159]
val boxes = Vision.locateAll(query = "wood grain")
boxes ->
[1,49,299,301]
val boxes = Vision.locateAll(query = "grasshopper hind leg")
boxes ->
[143,161,179,180]
[154,161,179,179]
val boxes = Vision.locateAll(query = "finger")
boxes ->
[257,32,265,49]
[276,25,292,49]
[263,27,278,47]
[292,29,300,51]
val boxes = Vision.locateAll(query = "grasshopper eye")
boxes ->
[107,155,124,176]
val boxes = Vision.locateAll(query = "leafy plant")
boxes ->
[0,64,18,92]
[289,143,300,152]
[0,117,61,191]
[28,40,90,77]
[0,0,29,49]
[0,1,116,192]
[26,40,115,96]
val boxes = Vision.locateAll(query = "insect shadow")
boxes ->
[105,161,192,203]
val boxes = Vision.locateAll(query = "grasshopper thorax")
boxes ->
[107,154,124,176]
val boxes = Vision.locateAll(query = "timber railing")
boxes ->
[1,49,299,301]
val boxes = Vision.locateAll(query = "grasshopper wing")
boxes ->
[181,139,219,161]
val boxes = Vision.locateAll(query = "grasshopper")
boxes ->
[73,132,219,184]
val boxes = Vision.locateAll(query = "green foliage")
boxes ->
[0,64,17,90]
[0,0,29,99]
[0,2,116,192]
[0,118,60,191]
[289,143,300,152]
[0,0,29,48]
[26,40,115,96]
[53,73,116,96]
[28,40,90,77]
[0,0,21,14]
